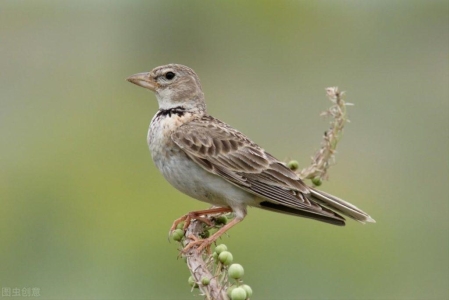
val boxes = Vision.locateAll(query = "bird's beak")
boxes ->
[126,72,158,91]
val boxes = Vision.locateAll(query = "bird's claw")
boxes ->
[181,234,213,254]
[168,212,214,240]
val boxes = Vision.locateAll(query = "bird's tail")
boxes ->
[309,187,376,224]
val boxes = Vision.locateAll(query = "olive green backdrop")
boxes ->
[1,1,448,299]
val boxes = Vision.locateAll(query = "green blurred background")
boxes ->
[1,1,448,299]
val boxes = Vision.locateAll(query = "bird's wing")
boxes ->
[171,116,346,225]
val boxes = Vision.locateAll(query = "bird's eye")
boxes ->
[165,72,175,80]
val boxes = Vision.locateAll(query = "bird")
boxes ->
[127,64,375,252]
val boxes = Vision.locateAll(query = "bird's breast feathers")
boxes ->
[148,110,193,158]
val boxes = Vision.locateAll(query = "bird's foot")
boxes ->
[182,217,242,254]
[169,213,214,238]
[181,234,215,254]
[168,207,233,238]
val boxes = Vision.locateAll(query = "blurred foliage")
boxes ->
[1,1,448,299]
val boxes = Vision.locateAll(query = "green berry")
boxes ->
[215,244,228,254]
[214,215,228,225]
[241,284,253,298]
[227,285,237,298]
[176,222,185,230]
[287,160,299,171]
[172,229,184,242]
[228,264,244,279]
[218,251,233,265]
[188,276,198,288]
[230,287,247,300]
[312,176,322,186]
[201,277,210,286]
[200,229,210,239]
[212,251,218,262]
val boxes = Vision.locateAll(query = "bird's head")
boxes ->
[127,64,206,112]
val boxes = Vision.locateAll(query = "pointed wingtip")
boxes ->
[365,216,376,223]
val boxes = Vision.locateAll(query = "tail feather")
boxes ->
[309,187,376,224]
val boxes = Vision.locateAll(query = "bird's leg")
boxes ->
[169,207,233,235]
[182,217,242,253]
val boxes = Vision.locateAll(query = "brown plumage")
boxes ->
[172,115,372,226]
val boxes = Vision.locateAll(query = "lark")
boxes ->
[127,64,375,252]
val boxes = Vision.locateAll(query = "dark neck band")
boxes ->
[156,106,186,117]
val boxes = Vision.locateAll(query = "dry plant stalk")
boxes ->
[180,87,351,299]
[183,220,229,300]
[297,87,352,183]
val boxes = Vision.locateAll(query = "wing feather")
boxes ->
[171,116,347,224]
